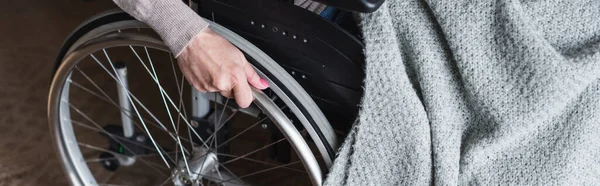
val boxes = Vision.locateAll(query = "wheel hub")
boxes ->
[172,146,219,186]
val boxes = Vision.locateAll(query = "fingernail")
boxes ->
[260,78,270,88]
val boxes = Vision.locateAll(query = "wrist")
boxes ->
[176,26,210,58]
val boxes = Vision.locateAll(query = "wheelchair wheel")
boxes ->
[48,10,338,186]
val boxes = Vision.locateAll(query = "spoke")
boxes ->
[178,77,194,151]
[189,148,241,185]
[216,160,303,185]
[85,157,113,163]
[169,55,188,121]
[69,79,194,147]
[87,55,194,148]
[85,151,178,163]
[143,46,191,175]
[185,169,245,185]
[168,53,194,156]
[222,137,287,165]
[214,164,224,181]
[69,79,194,149]
[95,51,172,169]
[70,119,162,154]
[209,94,223,183]
[170,55,189,162]
[190,168,246,186]
[188,125,194,158]
[175,136,180,163]
[82,61,167,130]
[215,163,243,185]
[215,102,289,149]
[91,52,197,156]
[195,148,210,184]
[216,117,268,149]
[206,110,238,144]
[212,98,229,149]
[158,177,172,186]
[69,79,110,103]
[100,171,116,185]
[75,142,169,178]
[213,94,218,149]
[127,46,211,150]
[214,130,311,185]
[73,66,174,132]
[72,66,114,103]
[215,153,305,173]
[76,142,114,154]
[186,153,243,185]
[67,102,170,176]
[211,97,228,186]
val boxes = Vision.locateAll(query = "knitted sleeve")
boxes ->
[112,0,209,57]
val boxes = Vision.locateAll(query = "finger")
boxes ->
[204,86,219,92]
[232,73,253,108]
[244,62,269,90]
[191,81,207,92]
[188,80,207,92]
[220,90,233,98]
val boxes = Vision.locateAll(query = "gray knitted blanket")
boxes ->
[324,0,600,185]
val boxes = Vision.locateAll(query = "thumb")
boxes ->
[244,63,269,89]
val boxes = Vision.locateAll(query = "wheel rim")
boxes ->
[58,15,337,167]
[49,19,336,186]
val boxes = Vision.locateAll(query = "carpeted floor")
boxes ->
[0,1,116,185]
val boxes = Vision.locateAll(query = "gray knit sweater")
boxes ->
[113,0,600,185]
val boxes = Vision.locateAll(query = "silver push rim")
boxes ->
[49,18,337,186]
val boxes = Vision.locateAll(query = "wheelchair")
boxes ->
[48,0,383,185]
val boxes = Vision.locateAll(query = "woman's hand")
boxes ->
[177,28,269,108]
